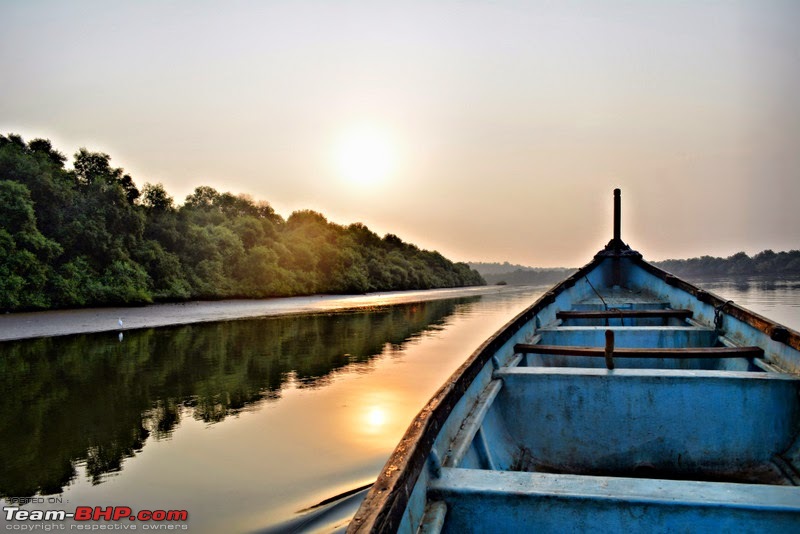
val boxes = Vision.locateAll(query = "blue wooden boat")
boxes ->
[348,190,800,533]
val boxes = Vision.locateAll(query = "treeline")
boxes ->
[654,250,800,278]
[0,134,484,311]
[467,261,538,276]
[469,262,576,286]
[472,248,800,287]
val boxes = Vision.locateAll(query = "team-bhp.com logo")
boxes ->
[4,506,188,529]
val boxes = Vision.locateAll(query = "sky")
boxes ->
[1,0,798,268]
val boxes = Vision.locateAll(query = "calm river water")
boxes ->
[1,277,798,532]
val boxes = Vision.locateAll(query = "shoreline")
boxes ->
[0,285,539,342]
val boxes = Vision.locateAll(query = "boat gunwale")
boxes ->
[347,256,604,532]
[633,257,800,352]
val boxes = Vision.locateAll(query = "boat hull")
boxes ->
[349,252,800,533]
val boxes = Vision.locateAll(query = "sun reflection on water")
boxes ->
[365,407,387,430]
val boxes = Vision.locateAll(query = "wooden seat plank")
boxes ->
[513,344,764,359]
[556,309,692,320]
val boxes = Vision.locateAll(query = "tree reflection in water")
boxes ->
[0,297,476,498]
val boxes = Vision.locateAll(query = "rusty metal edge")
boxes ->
[633,258,800,352]
[346,256,603,533]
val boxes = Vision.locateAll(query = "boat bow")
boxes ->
[349,190,800,533]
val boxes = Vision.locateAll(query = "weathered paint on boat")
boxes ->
[348,190,800,533]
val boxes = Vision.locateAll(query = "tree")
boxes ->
[184,185,220,209]
[140,183,174,212]
[73,149,115,186]
[73,148,139,203]
[0,181,61,309]
[28,138,67,167]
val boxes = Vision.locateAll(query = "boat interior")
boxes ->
[420,257,800,533]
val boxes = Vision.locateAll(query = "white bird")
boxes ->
[118,318,124,328]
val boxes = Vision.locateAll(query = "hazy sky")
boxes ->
[2,1,798,267]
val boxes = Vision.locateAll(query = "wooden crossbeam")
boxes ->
[513,344,763,359]
[556,309,693,320]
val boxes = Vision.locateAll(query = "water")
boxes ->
[686,275,800,331]
[0,278,797,533]
[0,286,549,532]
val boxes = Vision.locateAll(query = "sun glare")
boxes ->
[335,127,395,187]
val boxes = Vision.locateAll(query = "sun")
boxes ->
[335,127,395,187]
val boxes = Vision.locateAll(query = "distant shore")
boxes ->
[0,285,533,342]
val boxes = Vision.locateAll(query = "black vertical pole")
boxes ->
[613,188,621,249]
[612,189,621,286]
